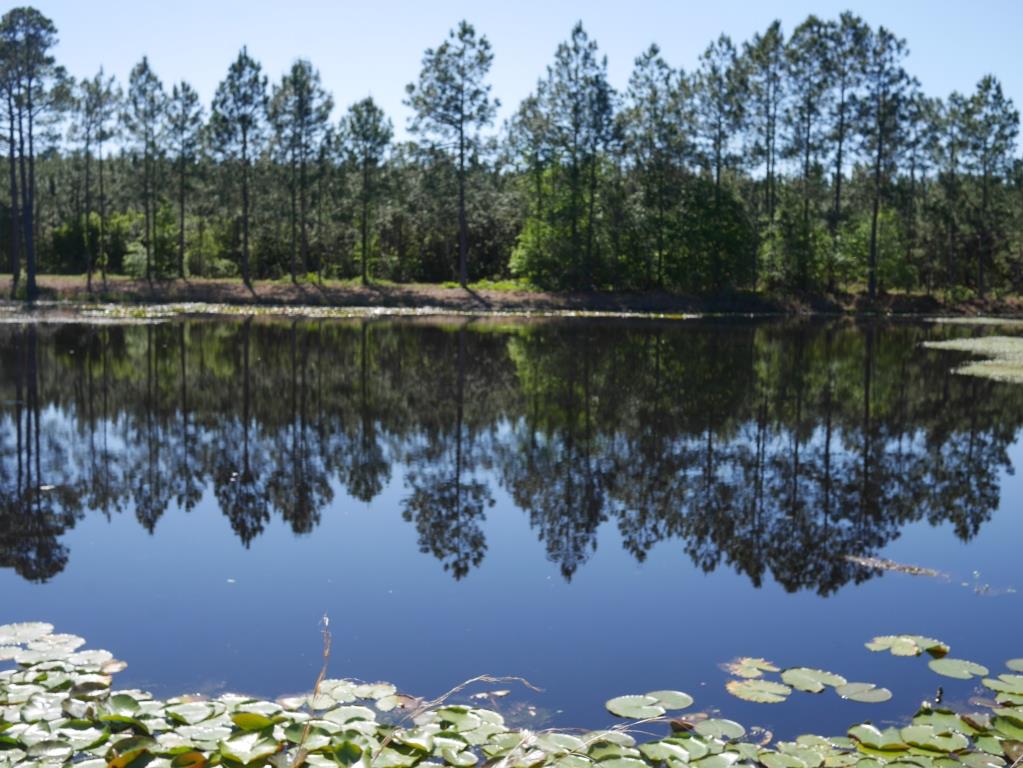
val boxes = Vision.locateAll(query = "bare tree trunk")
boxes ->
[457,120,468,288]
[867,125,884,301]
[98,139,107,282]
[7,91,20,298]
[241,131,251,285]
[178,156,186,279]
[84,131,93,291]
[300,155,309,278]
[361,159,369,285]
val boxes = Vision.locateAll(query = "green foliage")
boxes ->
[3,624,1023,768]
[5,8,1023,300]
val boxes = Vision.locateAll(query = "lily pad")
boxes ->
[865,635,949,658]
[726,679,792,704]
[723,658,780,679]
[694,719,746,740]
[1006,660,1023,673]
[606,695,664,719]
[218,731,280,765]
[646,690,694,710]
[836,683,892,703]
[928,658,990,680]
[781,668,848,693]
[900,725,970,753]
[0,622,54,645]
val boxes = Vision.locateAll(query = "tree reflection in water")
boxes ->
[0,318,1016,593]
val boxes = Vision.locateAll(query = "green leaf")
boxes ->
[836,683,893,703]
[27,739,73,761]
[723,657,780,679]
[782,668,848,693]
[865,636,949,658]
[726,679,792,703]
[640,740,691,763]
[230,711,275,731]
[166,702,215,726]
[218,731,280,765]
[1006,660,1023,673]
[928,658,990,680]
[646,690,694,710]
[694,719,746,740]
[333,740,364,766]
[605,695,665,719]
[900,726,970,753]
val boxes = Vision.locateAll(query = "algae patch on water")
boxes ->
[924,335,1023,383]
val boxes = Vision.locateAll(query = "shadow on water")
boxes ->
[0,316,1016,594]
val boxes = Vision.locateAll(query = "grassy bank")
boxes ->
[3,275,1023,317]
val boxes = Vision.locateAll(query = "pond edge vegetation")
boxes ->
[2,623,1022,768]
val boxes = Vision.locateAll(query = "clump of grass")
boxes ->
[924,335,1023,383]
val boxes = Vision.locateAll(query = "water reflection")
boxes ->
[0,318,1016,592]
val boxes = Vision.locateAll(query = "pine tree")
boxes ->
[406,20,498,287]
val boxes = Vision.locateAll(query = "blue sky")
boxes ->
[35,0,1022,138]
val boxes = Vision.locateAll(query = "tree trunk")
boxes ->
[178,156,186,279]
[300,155,309,278]
[241,130,251,285]
[98,141,107,282]
[143,142,152,282]
[867,121,883,301]
[457,119,468,288]
[7,91,19,299]
[361,159,369,285]
[84,131,93,291]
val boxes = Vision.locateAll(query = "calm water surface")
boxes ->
[1,317,1021,736]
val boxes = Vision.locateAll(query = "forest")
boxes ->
[1,7,1021,300]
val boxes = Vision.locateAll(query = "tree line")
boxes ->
[0,319,1014,589]
[2,7,1021,299]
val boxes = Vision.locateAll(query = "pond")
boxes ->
[0,316,1020,738]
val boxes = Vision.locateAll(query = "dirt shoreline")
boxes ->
[2,275,1023,319]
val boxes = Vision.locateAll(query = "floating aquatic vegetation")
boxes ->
[724,680,792,704]
[779,668,848,694]
[924,336,1023,384]
[928,658,990,680]
[865,634,950,657]
[834,683,893,704]
[842,556,946,579]
[722,659,780,680]
[1,623,1023,768]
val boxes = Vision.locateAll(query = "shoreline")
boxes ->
[3,275,1023,321]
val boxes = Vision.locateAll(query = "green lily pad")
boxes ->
[848,725,906,751]
[640,741,691,763]
[230,711,274,731]
[900,725,970,753]
[726,679,792,703]
[866,636,949,658]
[166,702,215,726]
[694,719,746,740]
[960,753,1006,768]
[323,705,376,725]
[1006,660,1023,673]
[646,690,694,710]
[723,657,780,679]
[928,658,990,680]
[27,739,74,761]
[836,683,893,703]
[983,676,1023,696]
[599,759,647,768]
[606,695,664,719]
[782,668,848,693]
[218,731,280,765]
